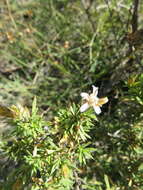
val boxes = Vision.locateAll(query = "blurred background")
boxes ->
[0,0,142,115]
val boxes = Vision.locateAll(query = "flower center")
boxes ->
[88,94,98,106]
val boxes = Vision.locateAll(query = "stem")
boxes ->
[131,0,139,32]
[81,0,96,32]
[74,170,82,190]
[5,0,17,29]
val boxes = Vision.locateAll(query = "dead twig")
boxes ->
[81,0,96,32]
[73,170,82,190]
[5,0,17,29]
[131,0,139,33]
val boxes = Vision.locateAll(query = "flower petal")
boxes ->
[93,105,101,115]
[92,85,98,97]
[80,93,89,100]
[97,97,108,106]
[80,103,90,112]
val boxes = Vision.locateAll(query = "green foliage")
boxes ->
[0,102,98,190]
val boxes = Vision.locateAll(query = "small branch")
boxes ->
[103,0,118,41]
[74,170,82,190]
[131,0,139,32]
[5,0,17,29]
[89,31,98,65]
[81,0,96,32]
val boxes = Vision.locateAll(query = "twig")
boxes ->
[74,170,82,190]
[81,0,96,32]
[130,0,142,67]
[126,1,140,56]
[131,0,139,32]
[5,0,17,29]
[89,31,98,65]
[103,0,117,41]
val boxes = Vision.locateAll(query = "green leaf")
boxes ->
[104,175,111,190]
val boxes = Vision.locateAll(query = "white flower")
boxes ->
[80,85,108,114]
